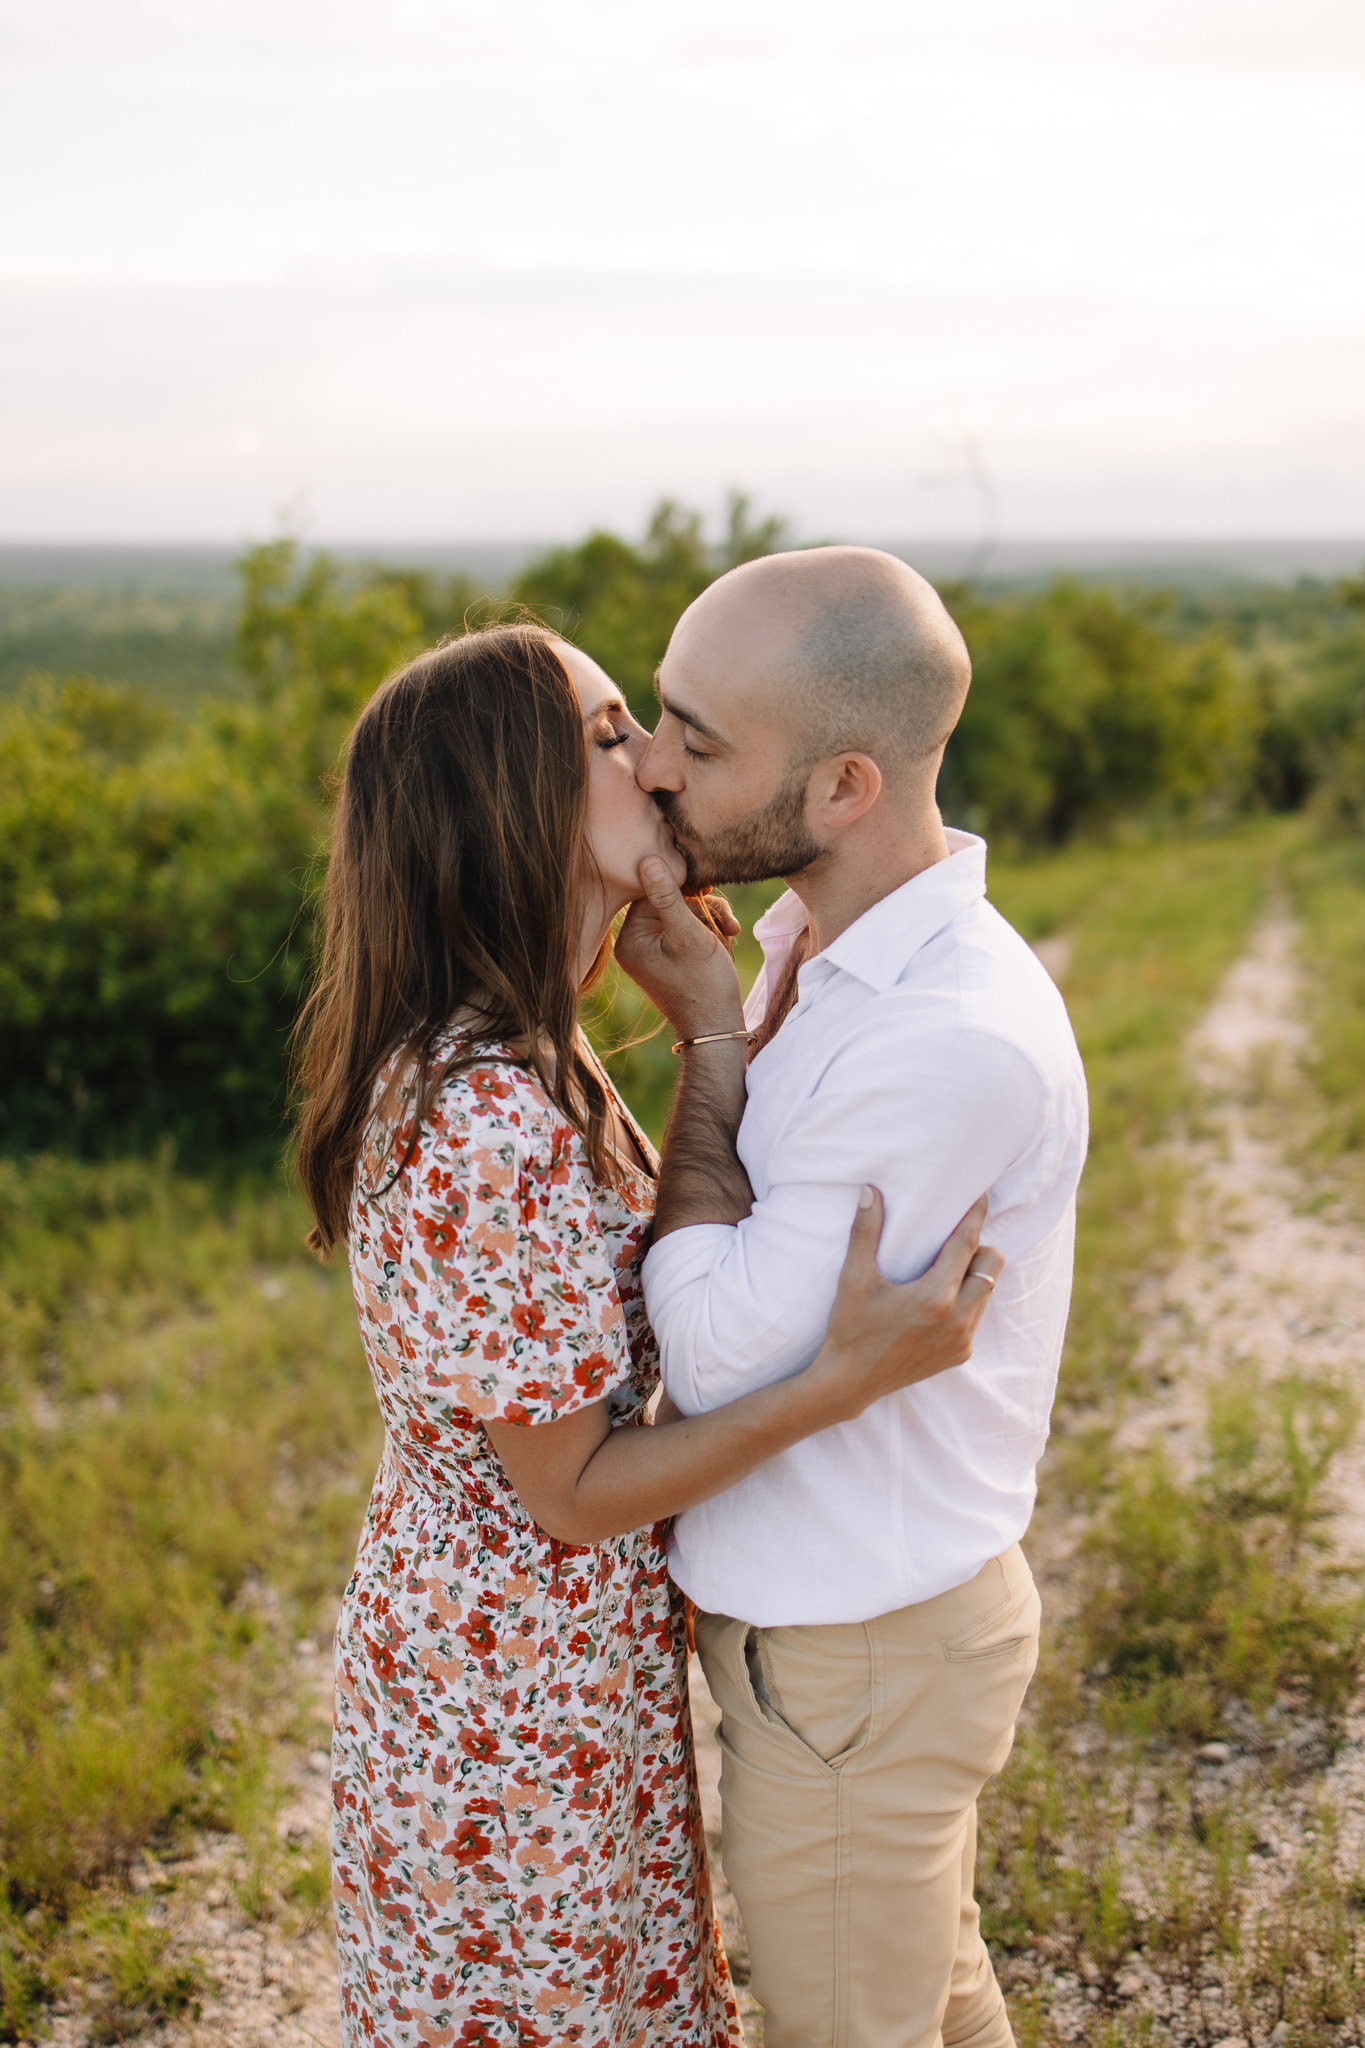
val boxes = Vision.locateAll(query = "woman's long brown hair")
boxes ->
[293,623,615,1255]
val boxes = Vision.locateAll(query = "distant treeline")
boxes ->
[2,500,1362,1157]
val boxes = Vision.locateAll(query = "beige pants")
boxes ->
[695,1546,1040,2048]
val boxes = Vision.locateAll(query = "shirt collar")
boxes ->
[754,830,988,997]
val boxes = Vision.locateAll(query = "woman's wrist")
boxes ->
[792,1341,864,1432]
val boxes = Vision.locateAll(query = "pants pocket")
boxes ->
[744,1621,875,1770]
[943,1632,1033,1664]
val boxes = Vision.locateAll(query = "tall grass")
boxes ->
[0,1156,378,2031]
[977,816,1365,2041]
[4,813,1362,2040]
[1287,831,1365,1186]
[989,823,1287,1454]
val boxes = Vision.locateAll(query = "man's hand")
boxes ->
[615,858,746,1041]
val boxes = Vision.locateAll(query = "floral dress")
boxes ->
[332,1039,743,2048]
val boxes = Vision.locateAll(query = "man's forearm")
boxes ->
[652,1039,753,1240]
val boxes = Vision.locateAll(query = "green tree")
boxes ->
[514,492,788,721]
[941,581,1259,844]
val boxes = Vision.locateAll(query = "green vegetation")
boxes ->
[1287,833,1365,1181]
[973,817,1365,2044]
[3,504,1362,1160]
[0,585,238,705]
[2,502,1364,2036]
[0,1155,375,2032]
[1078,1367,1365,1737]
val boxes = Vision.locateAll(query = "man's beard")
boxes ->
[655,764,826,890]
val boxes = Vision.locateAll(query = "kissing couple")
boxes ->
[294,545,1088,2048]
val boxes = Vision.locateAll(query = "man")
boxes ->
[614,547,1088,2048]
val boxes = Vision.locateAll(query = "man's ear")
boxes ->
[809,752,883,832]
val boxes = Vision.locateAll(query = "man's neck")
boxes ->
[785,816,952,957]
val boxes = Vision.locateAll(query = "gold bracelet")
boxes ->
[670,1027,753,1055]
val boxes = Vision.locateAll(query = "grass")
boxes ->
[4,811,1365,2040]
[1286,829,1365,1190]
[0,1153,378,2034]
[1076,1369,1365,1739]
[989,822,1289,1461]
[974,814,1365,2043]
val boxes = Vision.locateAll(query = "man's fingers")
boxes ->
[639,856,703,939]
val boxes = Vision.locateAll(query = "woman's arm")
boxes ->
[485,1187,1001,1545]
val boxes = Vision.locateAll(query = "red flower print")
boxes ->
[456,2020,501,2048]
[444,1817,493,1866]
[511,1300,547,1340]
[641,1968,677,2010]
[569,1740,608,1781]
[456,1612,498,1655]
[415,1206,464,1260]
[459,1725,501,1763]
[429,1972,455,2000]
[456,1929,501,1964]
[572,1351,612,1395]
[363,1635,400,1683]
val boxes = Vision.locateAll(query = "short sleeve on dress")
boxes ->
[403,1078,631,1427]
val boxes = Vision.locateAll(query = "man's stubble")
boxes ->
[654,763,826,890]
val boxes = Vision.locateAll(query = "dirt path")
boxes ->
[1028,909,1365,2044]
[1116,910,1365,1545]
[77,911,1364,2048]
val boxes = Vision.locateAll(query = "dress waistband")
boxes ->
[377,1431,516,1529]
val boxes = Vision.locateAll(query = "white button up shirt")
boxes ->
[641,830,1088,1627]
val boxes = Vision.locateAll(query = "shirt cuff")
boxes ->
[641,1221,740,1414]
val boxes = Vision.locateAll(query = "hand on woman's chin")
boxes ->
[631,841,688,897]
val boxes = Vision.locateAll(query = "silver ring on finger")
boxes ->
[967,1265,997,1289]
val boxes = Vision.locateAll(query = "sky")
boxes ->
[2,0,1364,546]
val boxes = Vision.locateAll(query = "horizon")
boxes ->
[1,534,1362,595]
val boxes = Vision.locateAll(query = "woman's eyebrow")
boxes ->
[581,694,628,724]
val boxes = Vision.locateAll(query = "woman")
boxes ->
[294,624,1001,2048]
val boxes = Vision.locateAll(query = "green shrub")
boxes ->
[0,1155,378,1917]
[940,580,1260,844]
[62,1899,205,2041]
[1078,1372,1365,1738]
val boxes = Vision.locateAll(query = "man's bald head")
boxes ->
[674,545,971,778]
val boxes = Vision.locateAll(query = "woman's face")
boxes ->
[557,642,687,923]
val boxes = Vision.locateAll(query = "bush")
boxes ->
[1078,1371,1365,1738]
[514,492,787,722]
[0,679,315,1155]
[939,580,1260,844]
[0,1155,378,1915]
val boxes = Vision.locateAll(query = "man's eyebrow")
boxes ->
[655,685,728,747]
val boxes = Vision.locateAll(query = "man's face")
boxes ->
[636,611,826,888]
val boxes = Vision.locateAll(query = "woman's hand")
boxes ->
[486,1186,1001,1547]
[804,1189,1002,1424]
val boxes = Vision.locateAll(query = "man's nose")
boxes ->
[635,734,682,794]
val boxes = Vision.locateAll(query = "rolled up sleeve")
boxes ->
[641,1021,1044,1417]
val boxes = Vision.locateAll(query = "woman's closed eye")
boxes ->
[598,729,631,751]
